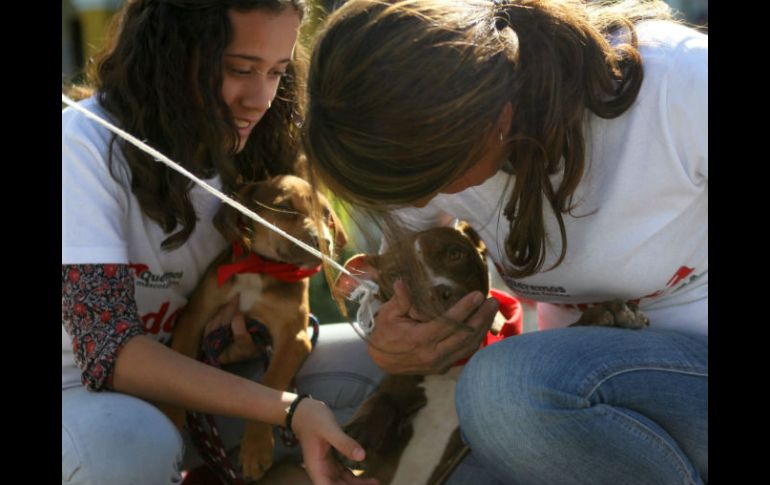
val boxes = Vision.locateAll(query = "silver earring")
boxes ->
[267,100,272,109]
[499,131,504,142]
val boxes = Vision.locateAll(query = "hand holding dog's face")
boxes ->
[335,224,499,375]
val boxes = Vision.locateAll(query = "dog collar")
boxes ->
[217,242,322,287]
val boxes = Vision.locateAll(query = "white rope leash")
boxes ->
[61,93,380,333]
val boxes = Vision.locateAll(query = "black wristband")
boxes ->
[285,394,311,433]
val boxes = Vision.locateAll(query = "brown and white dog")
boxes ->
[333,223,491,485]
[334,223,649,485]
[165,174,346,481]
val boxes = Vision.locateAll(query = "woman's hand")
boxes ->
[368,280,499,375]
[292,398,379,485]
[203,294,262,365]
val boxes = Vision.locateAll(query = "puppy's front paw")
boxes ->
[239,421,275,482]
[571,300,650,329]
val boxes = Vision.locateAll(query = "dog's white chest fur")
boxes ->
[390,367,462,485]
[227,274,265,312]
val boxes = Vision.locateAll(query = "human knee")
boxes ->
[62,394,184,484]
[455,334,577,447]
[455,340,527,440]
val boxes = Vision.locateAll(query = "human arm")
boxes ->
[116,337,376,484]
[62,264,376,485]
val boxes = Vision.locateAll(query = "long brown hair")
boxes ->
[304,0,673,278]
[69,0,307,250]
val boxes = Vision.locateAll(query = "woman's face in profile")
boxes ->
[412,135,511,208]
[412,103,513,208]
[221,8,300,153]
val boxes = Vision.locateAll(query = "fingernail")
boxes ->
[353,446,365,461]
[472,292,484,305]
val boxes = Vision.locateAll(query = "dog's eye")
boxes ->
[447,246,465,261]
[322,206,331,220]
[272,203,299,217]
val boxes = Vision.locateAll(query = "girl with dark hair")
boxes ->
[304,0,707,483]
[62,1,380,483]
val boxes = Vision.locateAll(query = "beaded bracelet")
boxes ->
[286,394,312,433]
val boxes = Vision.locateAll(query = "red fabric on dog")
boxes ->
[454,289,523,366]
[217,242,321,286]
[489,289,524,337]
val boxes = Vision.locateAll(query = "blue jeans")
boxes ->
[61,323,384,484]
[449,327,707,485]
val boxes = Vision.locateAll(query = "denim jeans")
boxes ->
[61,323,384,484]
[449,327,708,485]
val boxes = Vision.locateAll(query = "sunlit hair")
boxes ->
[67,0,306,250]
[304,0,674,278]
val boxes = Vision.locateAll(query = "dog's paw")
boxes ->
[334,419,370,471]
[570,300,650,329]
[333,395,403,470]
[239,422,275,482]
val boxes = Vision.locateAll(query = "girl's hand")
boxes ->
[292,397,379,485]
[203,294,262,365]
[368,280,499,375]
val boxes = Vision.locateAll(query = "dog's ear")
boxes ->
[456,221,486,256]
[328,208,348,251]
[317,193,348,251]
[213,205,246,246]
[334,254,380,299]
[214,183,261,248]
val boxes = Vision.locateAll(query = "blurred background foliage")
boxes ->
[62,0,707,323]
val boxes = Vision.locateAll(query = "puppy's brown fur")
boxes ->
[165,175,346,481]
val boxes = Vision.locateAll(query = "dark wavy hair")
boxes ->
[73,0,306,250]
[305,0,674,278]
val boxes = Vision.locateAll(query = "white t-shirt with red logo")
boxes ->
[393,21,708,336]
[61,96,228,389]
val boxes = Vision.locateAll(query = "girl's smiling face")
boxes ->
[222,8,300,153]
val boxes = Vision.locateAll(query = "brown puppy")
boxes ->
[335,223,650,485]
[166,174,346,481]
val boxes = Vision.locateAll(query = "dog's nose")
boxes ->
[430,284,460,306]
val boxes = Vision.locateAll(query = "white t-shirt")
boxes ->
[61,96,228,389]
[394,21,707,336]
